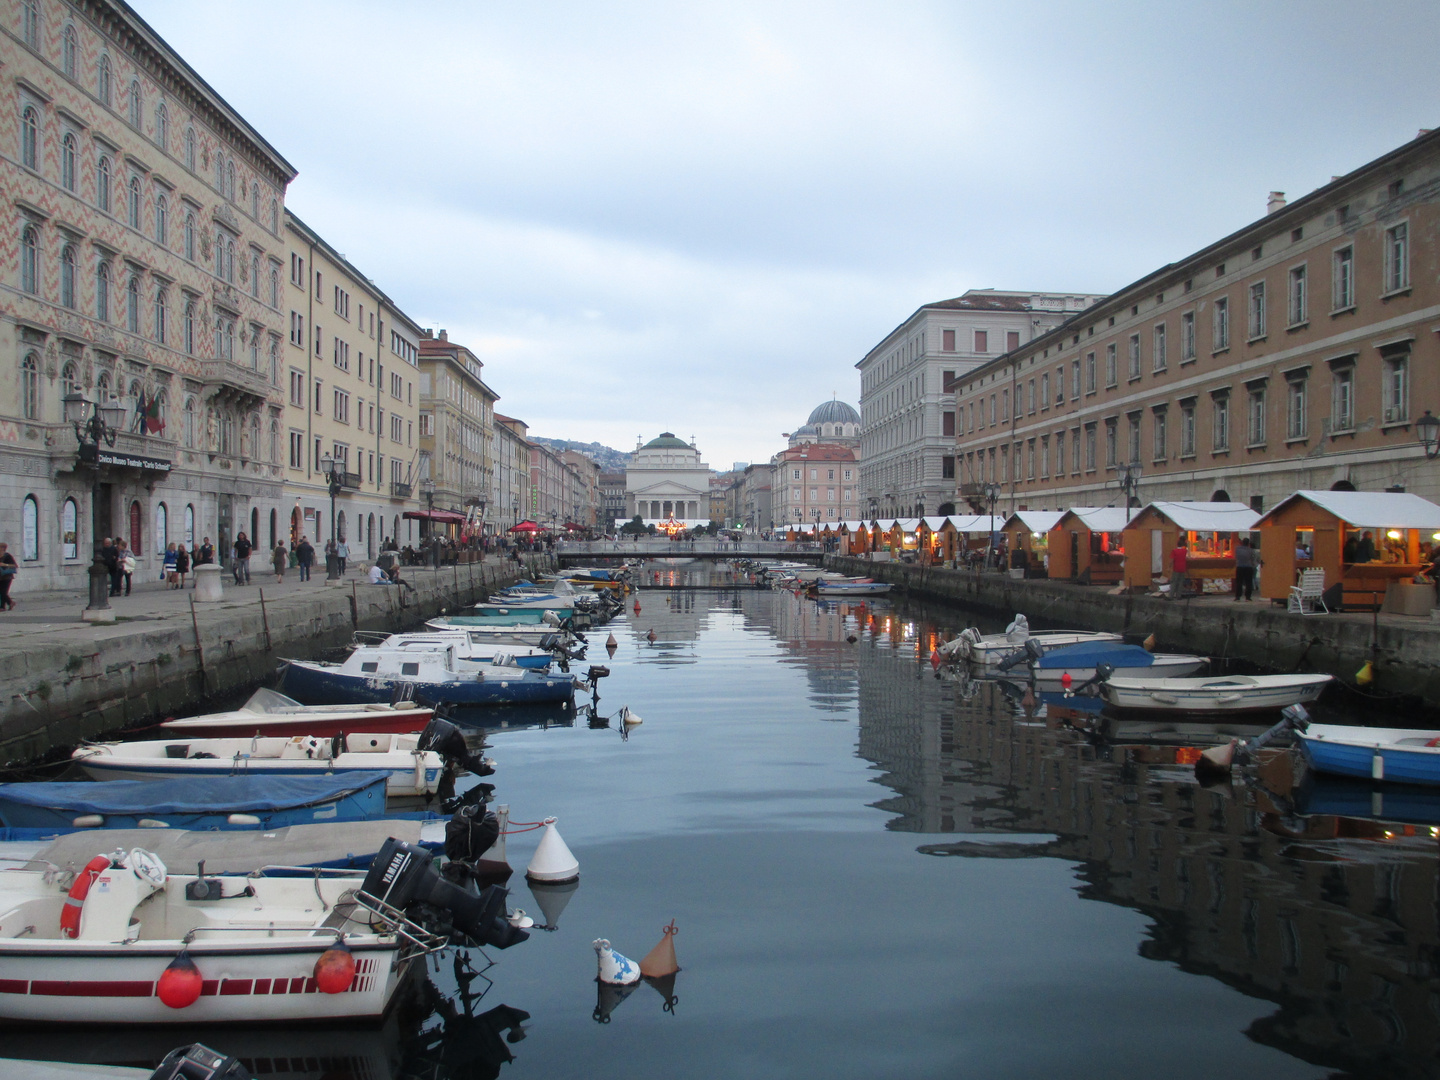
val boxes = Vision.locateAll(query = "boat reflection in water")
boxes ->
[848,618,1440,1080]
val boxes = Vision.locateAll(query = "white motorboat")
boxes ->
[72,731,460,798]
[0,838,528,1025]
[942,624,1123,665]
[360,631,560,671]
[813,579,892,597]
[1101,673,1333,713]
[1033,642,1206,685]
[158,688,432,739]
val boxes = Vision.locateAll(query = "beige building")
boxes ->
[2,0,296,587]
[493,413,528,529]
[282,212,422,559]
[560,449,600,529]
[950,129,1440,514]
[417,328,496,532]
[772,444,857,528]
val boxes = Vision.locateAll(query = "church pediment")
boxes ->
[628,480,708,496]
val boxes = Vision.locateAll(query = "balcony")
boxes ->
[199,357,271,411]
[391,480,413,499]
[60,425,177,475]
[340,471,362,491]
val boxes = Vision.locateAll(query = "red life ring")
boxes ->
[60,855,112,939]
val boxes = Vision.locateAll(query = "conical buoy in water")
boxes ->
[1196,739,1237,775]
[633,599,641,614]
[847,634,858,644]
[1021,686,1036,711]
[639,920,680,978]
[1357,660,1375,685]
[526,818,580,884]
[529,879,579,931]
[594,939,641,985]
[647,628,656,643]
[930,648,942,670]
[645,970,680,1013]
[593,978,639,1022]
[606,633,618,657]
[619,705,642,726]
[1142,633,1156,651]
[157,950,203,1009]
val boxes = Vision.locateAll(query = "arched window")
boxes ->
[129,500,142,555]
[21,1,39,48]
[225,239,235,283]
[183,300,196,355]
[61,132,76,190]
[184,211,195,260]
[215,316,235,361]
[153,287,167,344]
[60,244,76,308]
[269,337,279,385]
[126,275,140,333]
[20,105,38,170]
[269,265,279,307]
[154,502,167,552]
[182,396,196,447]
[128,79,141,128]
[21,497,39,562]
[20,353,40,420]
[250,180,259,219]
[184,505,195,547]
[249,324,260,369]
[155,193,167,244]
[184,126,195,171]
[250,251,259,297]
[96,371,110,400]
[225,160,235,202]
[61,361,80,397]
[214,151,224,192]
[62,497,78,559]
[96,260,110,321]
[97,154,111,212]
[213,228,224,277]
[269,417,280,462]
[62,25,79,79]
[155,102,168,150]
[220,411,235,455]
[98,55,113,106]
[151,390,166,436]
[248,414,260,460]
[127,175,141,229]
[270,198,278,233]
[19,225,38,294]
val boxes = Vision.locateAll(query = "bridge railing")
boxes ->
[555,539,828,556]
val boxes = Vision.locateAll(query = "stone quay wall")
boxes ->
[0,557,554,765]
[826,556,1440,709]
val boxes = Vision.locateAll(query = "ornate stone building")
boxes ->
[2,0,298,586]
[625,432,710,523]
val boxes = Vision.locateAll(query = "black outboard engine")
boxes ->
[361,838,529,950]
[418,716,491,776]
[580,665,610,694]
[997,636,1046,672]
[148,1044,250,1080]
[445,803,501,863]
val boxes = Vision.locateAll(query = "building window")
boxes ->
[1286,376,1307,440]
[1070,360,1080,399]
[127,79,141,127]
[269,266,279,307]
[1384,223,1409,293]
[215,315,235,361]
[21,0,39,47]
[1179,400,1196,457]
[290,369,305,406]
[270,199,279,233]
[226,161,236,202]
[20,224,39,295]
[1007,330,1020,352]
[153,289,167,343]
[289,430,303,468]
[184,211,195,260]
[1127,412,1141,464]
[62,24,78,78]
[155,193,168,245]
[214,151,225,192]
[183,300,196,354]
[1104,343,1117,387]
[184,127,196,171]
[60,244,76,308]
[1054,368,1065,405]
[1104,418,1117,468]
[942,411,955,437]
[20,105,38,170]
[127,176,141,229]
[250,252,260,298]
[1331,365,1355,431]
[96,260,110,321]
[1084,424,1097,471]
[1332,246,1354,310]
[1153,323,1167,372]
[1127,334,1140,380]
[1180,311,1195,362]
[155,102,168,149]
[974,330,988,353]
[1085,352,1096,394]
[942,329,955,352]
[61,132,77,190]
[21,353,40,419]
[21,496,39,561]
[225,240,235,283]
[1287,264,1307,326]
[97,155,112,212]
[1213,296,1229,350]
[1027,379,1036,414]
[1152,407,1167,461]
[62,497,78,558]
[126,275,140,332]
[1212,394,1230,451]
[1247,386,1266,446]
[183,397,196,447]
[1248,281,1266,339]
[1383,351,1409,424]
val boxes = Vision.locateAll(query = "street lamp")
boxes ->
[421,477,436,569]
[64,392,127,620]
[1417,410,1440,459]
[982,481,1001,568]
[1117,460,1143,509]
[318,453,344,580]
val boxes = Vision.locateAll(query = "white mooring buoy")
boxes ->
[526,817,580,884]
[594,939,641,985]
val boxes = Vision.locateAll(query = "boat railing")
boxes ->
[352,889,450,956]
[352,630,392,646]
[182,924,346,943]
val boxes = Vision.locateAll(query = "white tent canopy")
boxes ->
[1259,490,1440,530]
[1130,501,1260,533]
[947,514,1004,533]
[1058,507,1131,533]
[1003,510,1065,534]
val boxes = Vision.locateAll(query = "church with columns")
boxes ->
[625,433,712,524]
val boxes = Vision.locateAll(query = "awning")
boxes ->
[1131,501,1259,533]
[1257,490,1440,531]
[403,508,467,524]
[1056,507,1130,533]
[509,520,542,532]
[1003,510,1065,534]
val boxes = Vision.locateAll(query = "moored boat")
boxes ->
[941,624,1123,665]
[1297,722,1440,786]
[158,688,432,739]
[813,579,892,597]
[1032,642,1205,685]
[1101,672,1332,714]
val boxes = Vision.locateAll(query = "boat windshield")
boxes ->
[243,687,307,714]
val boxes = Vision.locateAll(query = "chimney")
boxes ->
[1266,191,1286,215]
[438,329,448,342]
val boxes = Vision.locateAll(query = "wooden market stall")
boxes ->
[1000,510,1064,576]
[887,519,921,559]
[839,521,868,556]
[948,514,1005,563]
[1255,490,1440,612]
[1047,508,1129,583]
[917,517,960,564]
[1121,502,1260,593]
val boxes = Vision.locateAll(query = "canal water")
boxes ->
[11,561,1440,1078]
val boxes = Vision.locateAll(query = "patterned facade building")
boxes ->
[2,0,298,585]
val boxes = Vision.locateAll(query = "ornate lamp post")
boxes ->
[983,481,1002,568]
[1117,460,1143,510]
[421,477,436,569]
[1417,410,1440,459]
[64,392,127,620]
[318,453,344,580]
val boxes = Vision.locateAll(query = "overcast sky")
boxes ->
[139,0,1440,470]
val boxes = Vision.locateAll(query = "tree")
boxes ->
[619,515,647,535]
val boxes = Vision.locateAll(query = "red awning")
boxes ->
[509,520,542,533]
[403,508,467,524]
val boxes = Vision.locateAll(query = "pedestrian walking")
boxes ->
[233,532,252,585]
[335,537,350,576]
[101,537,121,595]
[115,537,134,595]
[272,542,288,583]
[163,542,179,587]
[1167,539,1188,600]
[1232,537,1256,601]
[175,543,190,588]
[0,542,17,610]
[296,536,315,582]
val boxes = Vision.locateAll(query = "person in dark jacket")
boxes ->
[232,532,252,585]
[296,536,315,582]
[174,543,191,589]
[101,537,121,595]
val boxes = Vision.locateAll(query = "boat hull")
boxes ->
[278,660,575,708]
[1033,656,1205,684]
[159,707,433,740]
[814,583,892,597]
[1100,674,1330,713]
[1298,724,1440,786]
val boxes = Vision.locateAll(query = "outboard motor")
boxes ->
[361,838,529,950]
[1069,660,1115,697]
[149,1044,250,1080]
[445,803,501,863]
[418,716,492,777]
[579,665,610,694]
[997,636,1045,673]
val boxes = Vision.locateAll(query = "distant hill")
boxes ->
[530,437,631,472]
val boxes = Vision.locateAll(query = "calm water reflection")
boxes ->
[11,562,1438,1079]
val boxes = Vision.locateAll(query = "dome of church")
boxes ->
[807,400,860,427]
[792,423,819,438]
[641,432,692,450]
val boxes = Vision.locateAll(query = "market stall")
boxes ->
[1255,490,1440,612]
[1047,508,1129,583]
[917,517,959,564]
[1000,510,1064,576]
[1121,501,1259,593]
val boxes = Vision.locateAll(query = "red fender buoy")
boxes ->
[313,942,357,994]
[157,950,203,1008]
[930,649,942,670]
[633,600,641,614]
[1061,672,1073,690]
[60,855,112,939]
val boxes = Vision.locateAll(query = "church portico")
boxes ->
[624,433,711,526]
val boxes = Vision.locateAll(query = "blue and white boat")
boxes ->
[813,579,893,597]
[362,630,556,670]
[279,642,577,707]
[0,771,390,832]
[1032,642,1206,685]
[1297,723,1440,786]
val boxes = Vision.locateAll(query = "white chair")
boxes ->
[1287,568,1329,614]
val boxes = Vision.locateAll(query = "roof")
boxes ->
[1257,490,1440,530]
[1003,510,1065,533]
[1056,507,1131,533]
[1130,501,1259,533]
[807,399,860,425]
[642,433,691,450]
[776,443,856,462]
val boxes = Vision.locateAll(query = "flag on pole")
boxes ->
[132,389,147,433]
[146,393,164,434]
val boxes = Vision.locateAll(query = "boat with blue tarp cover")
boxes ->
[1031,642,1206,684]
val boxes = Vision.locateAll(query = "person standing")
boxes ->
[174,543,190,589]
[1357,530,1377,563]
[296,536,314,582]
[233,532,252,585]
[272,541,288,583]
[162,542,178,588]
[101,537,121,595]
[196,536,214,566]
[335,536,349,576]
[1233,537,1257,601]
[0,542,16,610]
[117,538,135,595]
[1167,539,1188,600]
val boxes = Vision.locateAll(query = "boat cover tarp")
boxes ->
[25,819,426,875]
[1035,642,1157,669]
[0,771,390,815]
[1257,490,1440,530]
